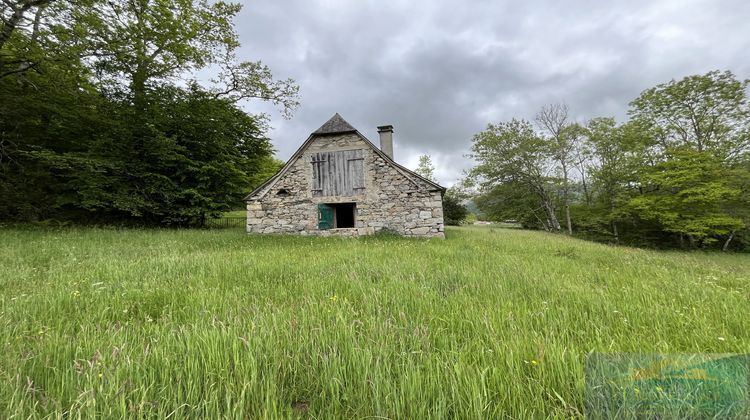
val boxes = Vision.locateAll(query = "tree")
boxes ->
[474,181,545,228]
[723,163,750,250]
[565,122,592,205]
[78,0,298,116]
[0,0,297,225]
[0,0,52,78]
[71,0,298,224]
[470,119,561,231]
[249,156,284,191]
[0,22,107,221]
[582,118,648,242]
[629,70,750,163]
[623,70,750,248]
[415,154,436,181]
[536,103,574,234]
[468,70,750,250]
[628,149,743,247]
[141,83,275,224]
[443,187,468,225]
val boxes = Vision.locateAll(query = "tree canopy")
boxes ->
[470,70,750,250]
[0,0,298,226]
[415,154,436,182]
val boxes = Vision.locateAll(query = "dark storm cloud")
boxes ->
[231,0,750,185]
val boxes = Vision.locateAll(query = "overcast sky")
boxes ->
[233,0,750,186]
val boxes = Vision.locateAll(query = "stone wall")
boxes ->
[247,133,444,238]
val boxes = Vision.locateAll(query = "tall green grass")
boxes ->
[0,226,748,418]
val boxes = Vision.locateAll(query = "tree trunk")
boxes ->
[132,67,148,114]
[0,0,50,48]
[581,171,591,205]
[131,1,150,123]
[543,200,561,231]
[560,160,572,235]
[612,221,619,244]
[722,231,735,252]
[534,184,560,232]
[0,3,31,51]
[13,4,46,86]
[564,203,572,235]
[531,209,547,231]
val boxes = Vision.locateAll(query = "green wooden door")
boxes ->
[318,204,334,230]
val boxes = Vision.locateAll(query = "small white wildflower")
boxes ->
[717,337,725,341]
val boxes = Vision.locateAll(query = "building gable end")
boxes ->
[245,130,444,201]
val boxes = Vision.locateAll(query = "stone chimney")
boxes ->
[377,125,394,159]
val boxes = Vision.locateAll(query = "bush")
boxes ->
[443,194,468,226]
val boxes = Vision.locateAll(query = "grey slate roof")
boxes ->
[312,113,357,135]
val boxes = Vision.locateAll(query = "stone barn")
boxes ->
[245,114,445,238]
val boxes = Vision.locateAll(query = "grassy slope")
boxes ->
[0,226,747,418]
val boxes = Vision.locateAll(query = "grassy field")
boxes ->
[0,226,748,418]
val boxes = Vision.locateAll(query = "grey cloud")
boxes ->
[230,0,750,185]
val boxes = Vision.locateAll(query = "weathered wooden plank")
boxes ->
[327,151,335,196]
[312,149,365,197]
[315,153,326,195]
[311,153,322,195]
[342,150,352,195]
[345,151,351,194]
[351,149,364,193]
[311,154,317,191]
[334,151,342,195]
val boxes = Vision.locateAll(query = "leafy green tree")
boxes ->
[1,66,277,225]
[78,0,298,115]
[724,161,750,249]
[249,156,284,191]
[143,84,274,224]
[0,0,51,78]
[624,70,750,248]
[415,154,436,181]
[470,119,561,231]
[536,103,575,234]
[76,0,297,224]
[629,70,750,163]
[469,70,750,250]
[582,118,649,241]
[474,181,546,228]
[628,149,743,247]
[0,0,297,225]
[566,122,593,206]
[0,29,108,220]
[442,187,468,225]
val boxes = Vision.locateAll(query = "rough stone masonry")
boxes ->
[245,114,445,238]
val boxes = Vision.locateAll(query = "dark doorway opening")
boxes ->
[317,202,357,230]
[332,203,356,228]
